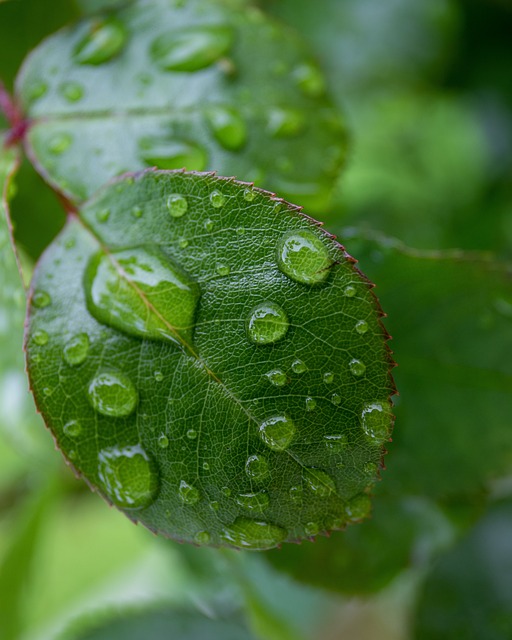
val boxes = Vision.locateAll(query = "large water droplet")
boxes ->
[245,454,269,480]
[216,263,230,276]
[246,301,289,345]
[267,107,305,138]
[259,415,295,451]
[178,480,200,505]
[221,518,287,550]
[98,444,158,509]
[210,190,225,208]
[361,401,393,445]
[150,26,233,72]
[355,320,369,334]
[167,194,188,217]
[32,330,49,346]
[304,468,336,497]
[343,285,356,298]
[87,370,138,417]
[63,333,90,366]
[206,105,247,151]
[276,230,331,285]
[85,246,200,346]
[345,494,371,521]
[265,369,287,387]
[74,18,127,65]
[291,358,307,374]
[139,138,207,171]
[349,359,366,377]
[236,491,270,512]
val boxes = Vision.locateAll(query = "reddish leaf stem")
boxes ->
[0,81,29,145]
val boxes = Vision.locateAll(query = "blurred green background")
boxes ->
[1,0,511,638]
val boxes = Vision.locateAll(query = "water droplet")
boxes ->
[364,462,378,477]
[167,194,188,218]
[221,518,287,550]
[216,263,230,276]
[87,370,138,417]
[85,246,200,346]
[291,358,307,374]
[178,480,200,505]
[33,330,49,346]
[305,522,319,536]
[154,370,163,382]
[194,531,211,545]
[59,81,84,102]
[259,415,296,451]
[63,420,81,437]
[331,393,341,406]
[150,26,233,72]
[179,238,189,249]
[128,206,141,220]
[343,285,356,298]
[96,208,110,223]
[65,238,76,249]
[204,218,214,232]
[265,369,287,387]
[245,454,269,480]
[246,301,289,345]
[294,63,326,97]
[27,81,47,102]
[43,387,52,396]
[349,359,366,377]
[324,434,347,452]
[355,320,369,334]
[210,190,225,208]
[345,494,371,521]
[202,461,210,471]
[323,372,334,384]
[186,428,197,439]
[304,468,336,497]
[362,401,392,445]
[68,449,77,460]
[63,333,90,366]
[48,132,72,155]
[158,434,169,448]
[74,18,127,65]
[206,105,247,151]
[236,491,270,512]
[267,107,305,138]
[98,444,158,509]
[276,230,331,285]
[210,500,220,510]
[139,138,207,171]
[243,187,256,201]
[305,397,316,411]
[32,290,51,308]
[289,485,303,502]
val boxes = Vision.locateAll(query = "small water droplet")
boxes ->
[304,468,336,497]
[222,486,232,497]
[246,301,289,345]
[32,290,51,308]
[150,26,233,72]
[206,105,247,151]
[186,428,197,439]
[194,530,211,545]
[265,369,287,387]
[267,107,305,138]
[221,518,287,550]
[349,359,366,377]
[305,522,319,536]
[324,434,347,452]
[210,190,225,208]
[43,387,52,396]
[65,238,76,249]
[291,358,307,374]
[259,415,295,451]
[63,333,90,366]
[355,320,369,334]
[63,420,81,437]
[179,238,189,249]
[167,194,188,218]
[59,81,84,102]
[236,227,245,235]
[87,370,138,417]
[68,449,77,460]
[154,370,163,382]
[343,285,356,298]
[98,444,158,509]
[216,263,230,276]
[179,480,200,505]
[277,230,331,285]
[139,138,207,171]
[236,491,270,512]
[33,330,49,346]
[74,17,128,65]
[131,206,143,218]
[345,494,371,521]
[202,461,210,471]
[158,434,169,448]
[96,208,110,223]
[204,218,214,232]
[294,63,326,97]
[305,397,316,411]
[323,372,334,385]
[361,401,392,444]
[48,132,72,155]
[331,392,341,406]
[243,187,256,201]
[289,485,303,502]
[245,454,269,480]
[210,500,220,510]
[27,81,47,102]
[364,462,378,477]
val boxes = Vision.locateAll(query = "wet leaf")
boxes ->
[26,169,395,549]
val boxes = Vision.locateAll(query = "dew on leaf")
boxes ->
[245,454,269,480]
[265,369,287,387]
[236,491,270,512]
[194,531,211,545]
[206,105,247,151]
[345,494,371,521]
[27,81,47,102]
[178,480,200,505]
[63,333,90,366]
[267,107,306,138]
[331,393,342,406]
[216,263,230,276]
[243,187,256,202]
[349,359,366,377]
[304,468,336,497]
[158,434,169,449]
[246,301,289,345]
[364,462,378,477]
[186,428,197,439]
[59,81,84,102]
[202,461,210,471]
[276,230,331,285]
[87,370,138,417]
[150,26,233,72]
[291,358,307,374]
[32,290,51,308]
[85,246,200,346]
[294,63,326,97]
[259,415,296,451]
[361,401,393,445]
[74,18,128,66]
[222,486,231,497]
[96,208,110,223]
[343,285,356,298]
[97,444,158,509]
[33,330,49,346]
[289,485,303,501]
[305,397,316,411]
[154,370,164,382]
[323,371,334,384]
[305,522,319,536]
[355,319,369,334]
[204,218,214,232]
[210,190,226,208]
[63,420,81,438]
[324,434,347,452]
[131,206,143,218]
[167,194,188,218]
[47,133,72,155]
[221,518,287,550]
[139,138,207,171]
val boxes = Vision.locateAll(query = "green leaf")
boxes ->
[16,0,347,211]
[25,169,395,549]
[415,499,512,639]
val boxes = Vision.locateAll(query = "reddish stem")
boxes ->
[0,81,29,145]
